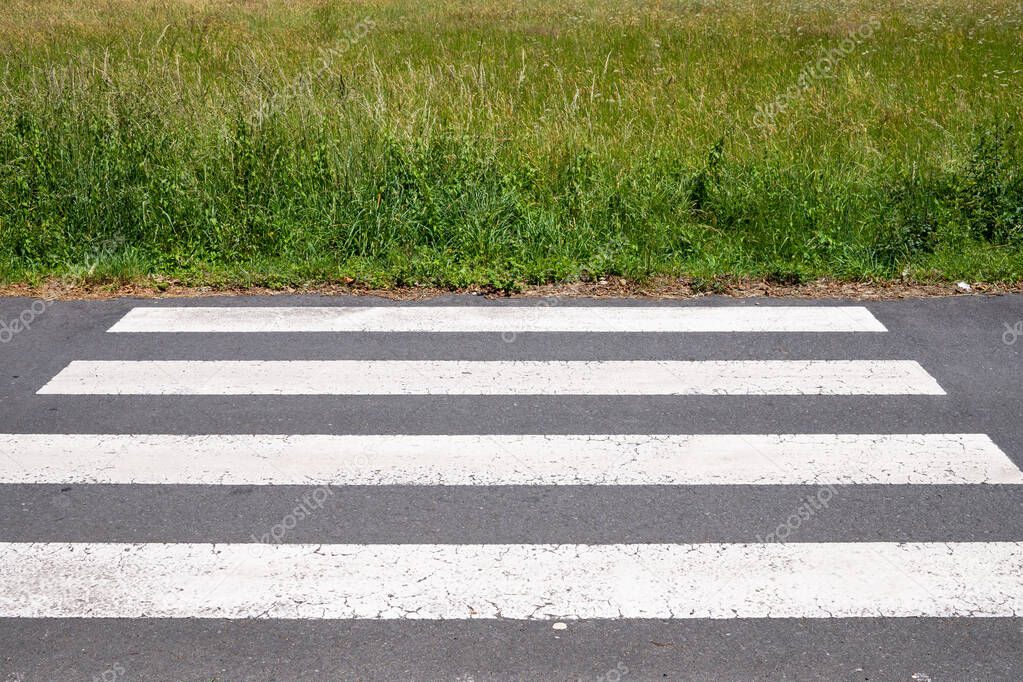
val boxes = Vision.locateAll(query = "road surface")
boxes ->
[1,294,1022,680]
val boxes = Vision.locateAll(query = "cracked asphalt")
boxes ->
[1,294,1022,680]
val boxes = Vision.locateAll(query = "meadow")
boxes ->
[0,0,1021,290]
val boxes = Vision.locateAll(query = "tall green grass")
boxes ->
[0,0,1021,288]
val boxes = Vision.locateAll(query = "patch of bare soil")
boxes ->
[516,276,1023,300]
[0,277,1020,301]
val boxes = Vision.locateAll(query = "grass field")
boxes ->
[0,0,1021,290]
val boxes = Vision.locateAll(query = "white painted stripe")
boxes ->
[107,306,888,333]
[1,434,1016,485]
[2,542,1020,618]
[37,360,945,395]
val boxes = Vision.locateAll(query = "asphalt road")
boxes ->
[1,294,1022,680]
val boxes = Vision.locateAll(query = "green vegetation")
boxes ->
[0,0,1021,289]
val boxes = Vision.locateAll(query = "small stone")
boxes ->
[552,622,568,630]
[956,281,972,292]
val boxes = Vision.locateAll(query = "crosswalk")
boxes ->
[3,303,1022,623]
